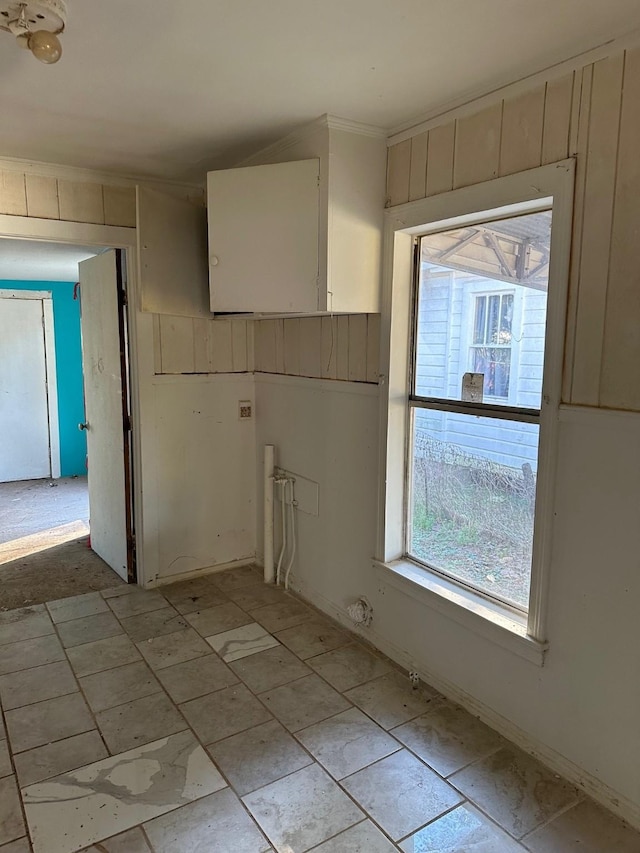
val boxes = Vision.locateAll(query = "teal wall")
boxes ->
[0,280,86,477]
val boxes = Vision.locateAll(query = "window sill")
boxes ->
[373,558,548,666]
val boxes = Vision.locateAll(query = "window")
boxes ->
[471,293,513,399]
[379,162,574,650]
[408,210,550,610]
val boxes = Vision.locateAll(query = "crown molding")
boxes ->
[324,115,387,139]
[237,113,386,167]
[387,25,640,146]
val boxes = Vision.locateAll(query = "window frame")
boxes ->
[376,160,575,648]
[469,290,514,401]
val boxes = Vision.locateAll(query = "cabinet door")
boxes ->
[207,159,320,313]
[138,187,210,317]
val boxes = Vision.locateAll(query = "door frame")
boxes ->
[0,288,61,479]
[0,215,144,583]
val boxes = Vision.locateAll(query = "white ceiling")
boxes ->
[1,0,640,183]
[0,239,97,281]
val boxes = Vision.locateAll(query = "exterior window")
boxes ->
[408,209,551,610]
[471,293,513,399]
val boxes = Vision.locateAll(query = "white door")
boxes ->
[0,295,55,482]
[79,251,131,580]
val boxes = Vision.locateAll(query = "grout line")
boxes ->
[0,569,627,852]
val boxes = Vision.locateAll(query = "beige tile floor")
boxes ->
[0,565,639,852]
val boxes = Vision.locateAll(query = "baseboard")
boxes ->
[146,556,256,589]
[291,574,640,832]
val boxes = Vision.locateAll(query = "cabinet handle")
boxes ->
[210,255,219,267]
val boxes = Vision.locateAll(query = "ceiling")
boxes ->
[1,0,639,183]
[0,239,97,281]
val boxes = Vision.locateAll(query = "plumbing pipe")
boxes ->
[275,477,287,585]
[284,478,297,591]
[263,445,275,584]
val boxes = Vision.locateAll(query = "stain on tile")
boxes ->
[450,746,581,838]
[275,618,350,660]
[56,611,123,649]
[0,660,77,710]
[0,776,25,846]
[243,763,363,851]
[180,683,272,744]
[144,787,271,852]
[118,607,188,643]
[95,692,187,754]
[66,634,141,678]
[79,661,161,713]
[342,749,462,841]
[345,671,439,730]
[524,798,640,852]
[185,602,253,638]
[260,674,351,732]
[47,593,109,624]
[206,622,280,663]
[307,643,392,692]
[23,731,226,853]
[6,692,94,754]
[391,700,504,776]
[400,802,524,851]
[0,634,65,676]
[250,599,312,633]
[0,607,54,647]
[229,645,311,693]
[207,719,312,795]
[155,654,239,704]
[136,628,211,671]
[14,730,108,787]
[296,707,401,779]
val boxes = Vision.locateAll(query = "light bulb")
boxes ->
[29,29,62,64]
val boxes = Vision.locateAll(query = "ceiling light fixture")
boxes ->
[0,0,66,64]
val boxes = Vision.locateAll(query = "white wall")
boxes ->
[255,374,379,594]
[256,372,640,826]
[143,374,256,584]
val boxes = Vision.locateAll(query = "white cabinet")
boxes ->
[207,159,320,314]
[207,116,387,315]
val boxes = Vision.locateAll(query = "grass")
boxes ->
[410,450,535,608]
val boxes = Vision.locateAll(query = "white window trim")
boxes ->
[376,160,575,658]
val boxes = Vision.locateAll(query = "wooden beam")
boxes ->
[435,228,479,261]
[482,230,514,278]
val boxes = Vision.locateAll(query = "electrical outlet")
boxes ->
[409,670,420,688]
[239,400,253,420]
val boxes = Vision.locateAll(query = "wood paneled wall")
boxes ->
[153,316,253,375]
[153,314,380,383]
[387,46,640,411]
[254,315,380,383]
[0,171,136,227]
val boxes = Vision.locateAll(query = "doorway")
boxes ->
[0,238,136,608]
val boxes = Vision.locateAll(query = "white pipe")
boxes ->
[263,445,275,584]
[284,478,297,591]
[275,478,287,585]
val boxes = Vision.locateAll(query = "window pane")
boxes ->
[473,296,486,344]
[487,295,500,344]
[500,293,513,339]
[472,347,511,398]
[408,410,539,609]
[414,210,551,409]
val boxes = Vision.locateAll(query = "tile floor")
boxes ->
[0,565,639,852]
